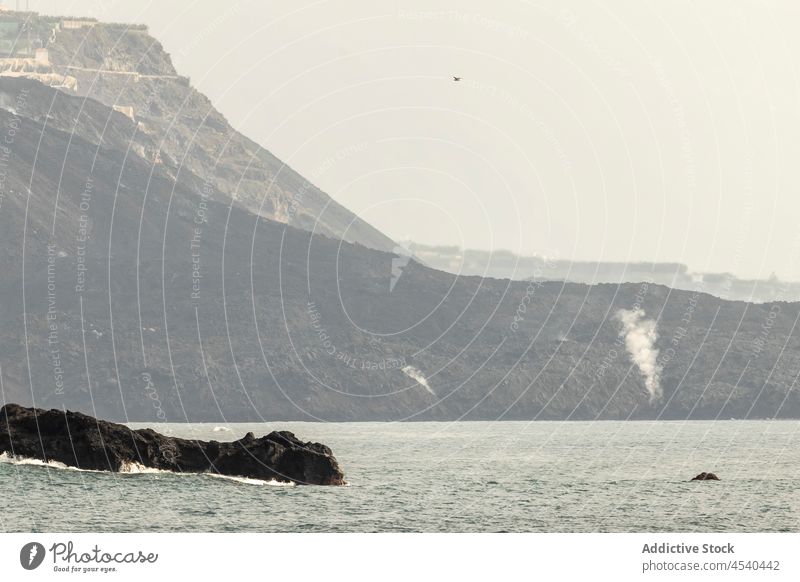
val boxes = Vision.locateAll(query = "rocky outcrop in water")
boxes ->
[0,404,345,485]
[691,472,720,481]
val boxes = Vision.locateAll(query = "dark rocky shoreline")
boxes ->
[0,404,345,485]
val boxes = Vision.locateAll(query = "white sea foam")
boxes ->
[204,472,295,487]
[212,426,232,432]
[121,464,296,486]
[1,452,295,485]
[0,452,112,473]
[1,452,152,475]
[118,461,174,474]
[0,452,72,470]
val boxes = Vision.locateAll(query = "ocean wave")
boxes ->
[204,472,295,487]
[0,451,74,470]
[118,461,177,475]
[0,451,109,473]
[1,453,295,485]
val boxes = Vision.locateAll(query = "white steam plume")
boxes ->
[402,366,436,396]
[615,308,662,404]
[0,93,18,115]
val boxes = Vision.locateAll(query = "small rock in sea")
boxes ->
[691,472,720,481]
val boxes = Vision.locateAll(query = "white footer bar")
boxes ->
[0,533,796,581]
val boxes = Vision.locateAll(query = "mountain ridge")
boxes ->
[0,15,799,422]
[0,10,396,252]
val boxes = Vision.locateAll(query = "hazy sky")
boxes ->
[22,0,800,279]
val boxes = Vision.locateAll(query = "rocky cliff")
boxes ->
[0,12,396,252]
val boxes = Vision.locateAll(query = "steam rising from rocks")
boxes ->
[402,366,435,396]
[615,308,662,403]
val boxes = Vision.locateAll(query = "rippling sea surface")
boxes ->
[1,421,799,532]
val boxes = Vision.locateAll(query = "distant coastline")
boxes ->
[406,241,800,304]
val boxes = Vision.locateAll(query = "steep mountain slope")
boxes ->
[1,76,799,422]
[3,12,396,252]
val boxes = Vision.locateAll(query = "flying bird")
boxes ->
[453,76,462,81]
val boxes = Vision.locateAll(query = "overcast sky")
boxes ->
[21,0,800,279]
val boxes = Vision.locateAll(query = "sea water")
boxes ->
[1,420,798,532]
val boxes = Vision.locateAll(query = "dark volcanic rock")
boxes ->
[0,404,345,485]
[691,472,720,481]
